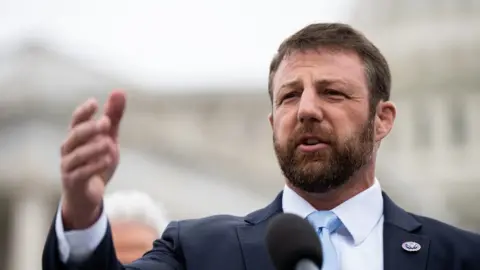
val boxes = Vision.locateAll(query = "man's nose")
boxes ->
[297,89,323,123]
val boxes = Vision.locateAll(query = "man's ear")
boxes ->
[374,101,396,142]
[268,113,273,130]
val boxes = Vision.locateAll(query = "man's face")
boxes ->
[111,221,158,264]
[269,49,376,193]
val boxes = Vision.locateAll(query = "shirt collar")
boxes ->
[282,179,383,245]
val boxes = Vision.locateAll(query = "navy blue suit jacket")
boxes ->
[43,192,480,270]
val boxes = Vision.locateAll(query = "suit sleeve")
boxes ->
[464,233,480,269]
[42,210,184,270]
[127,222,185,270]
[54,203,108,263]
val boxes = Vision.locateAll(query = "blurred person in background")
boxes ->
[104,190,169,264]
[43,22,480,270]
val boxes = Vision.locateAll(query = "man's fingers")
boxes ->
[70,98,98,128]
[61,137,115,173]
[103,90,126,139]
[60,92,124,194]
[63,157,112,189]
[61,116,111,156]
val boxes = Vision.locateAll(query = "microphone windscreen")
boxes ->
[265,213,323,270]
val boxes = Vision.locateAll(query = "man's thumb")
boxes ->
[104,90,126,139]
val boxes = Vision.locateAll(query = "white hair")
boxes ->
[104,190,169,236]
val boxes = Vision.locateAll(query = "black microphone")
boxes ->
[266,213,323,270]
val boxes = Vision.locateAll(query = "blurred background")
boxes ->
[0,0,479,269]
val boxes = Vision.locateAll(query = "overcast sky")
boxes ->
[0,0,355,91]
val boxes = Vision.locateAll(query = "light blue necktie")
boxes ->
[307,211,342,270]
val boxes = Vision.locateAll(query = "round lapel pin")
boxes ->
[402,241,421,252]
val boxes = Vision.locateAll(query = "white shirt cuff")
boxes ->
[55,203,108,263]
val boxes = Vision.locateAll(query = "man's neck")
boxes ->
[287,166,375,211]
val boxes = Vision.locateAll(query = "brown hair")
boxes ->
[268,23,391,107]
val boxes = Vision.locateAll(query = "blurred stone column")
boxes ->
[430,96,449,166]
[393,98,415,168]
[465,93,480,160]
[8,189,51,270]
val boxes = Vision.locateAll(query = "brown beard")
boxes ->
[273,117,375,193]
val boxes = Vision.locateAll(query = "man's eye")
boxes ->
[283,92,298,99]
[325,89,345,96]
[278,92,299,104]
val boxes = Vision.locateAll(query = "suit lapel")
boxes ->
[382,193,430,270]
[236,192,283,270]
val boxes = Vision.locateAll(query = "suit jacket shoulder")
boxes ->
[158,194,283,270]
[411,213,480,264]
[173,214,249,250]
[141,214,248,270]
[179,214,248,232]
[382,192,480,270]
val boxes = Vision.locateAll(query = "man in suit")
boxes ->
[42,23,480,270]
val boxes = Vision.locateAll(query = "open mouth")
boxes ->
[301,138,322,146]
[297,136,329,152]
